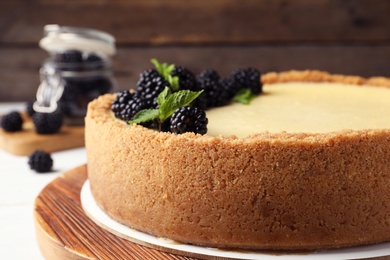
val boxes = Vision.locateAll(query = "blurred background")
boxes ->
[1,0,390,102]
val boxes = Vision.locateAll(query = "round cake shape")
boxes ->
[85,70,390,250]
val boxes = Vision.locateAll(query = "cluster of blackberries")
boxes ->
[111,60,262,135]
[59,76,112,119]
[53,50,105,70]
[48,50,114,119]
[196,67,262,109]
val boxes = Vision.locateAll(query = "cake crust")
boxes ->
[85,70,390,250]
[262,70,390,88]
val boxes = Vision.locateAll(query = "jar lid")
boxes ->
[39,24,116,56]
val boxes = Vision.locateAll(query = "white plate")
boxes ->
[81,180,390,260]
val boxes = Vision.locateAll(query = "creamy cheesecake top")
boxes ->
[206,82,390,138]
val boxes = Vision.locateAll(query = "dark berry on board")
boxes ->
[170,106,208,135]
[28,150,53,173]
[231,67,262,95]
[32,109,63,134]
[0,111,23,132]
[171,65,197,91]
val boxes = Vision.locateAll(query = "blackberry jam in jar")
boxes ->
[35,24,116,125]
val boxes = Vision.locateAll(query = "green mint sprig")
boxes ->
[130,87,203,129]
[232,88,256,104]
[151,58,180,91]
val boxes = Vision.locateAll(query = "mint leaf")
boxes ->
[165,64,175,78]
[130,90,202,125]
[232,88,256,104]
[129,109,159,124]
[159,90,203,121]
[151,58,164,76]
[168,75,180,91]
[151,58,173,79]
[157,87,172,106]
[151,58,180,91]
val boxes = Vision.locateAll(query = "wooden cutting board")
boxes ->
[34,165,197,260]
[0,115,84,156]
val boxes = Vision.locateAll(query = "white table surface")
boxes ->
[0,103,87,259]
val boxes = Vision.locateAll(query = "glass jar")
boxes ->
[35,24,116,125]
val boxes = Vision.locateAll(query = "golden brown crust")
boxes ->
[262,70,390,88]
[85,71,390,250]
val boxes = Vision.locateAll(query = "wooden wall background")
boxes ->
[1,0,390,101]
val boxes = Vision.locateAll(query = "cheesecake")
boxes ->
[85,70,390,250]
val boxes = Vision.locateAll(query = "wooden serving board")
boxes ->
[34,166,390,260]
[0,118,84,156]
[34,165,199,260]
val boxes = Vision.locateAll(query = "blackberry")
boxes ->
[54,50,83,63]
[140,77,167,108]
[111,90,133,118]
[198,69,219,81]
[171,65,196,91]
[111,91,146,121]
[137,69,169,108]
[231,67,262,95]
[170,106,208,135]
[121,95,146,121]
[195,69,227,108]
[28,150,53,173]
[0,111,23,132]
[220,75,240,100]
[32,109,63,134]
[137,69,160,88]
